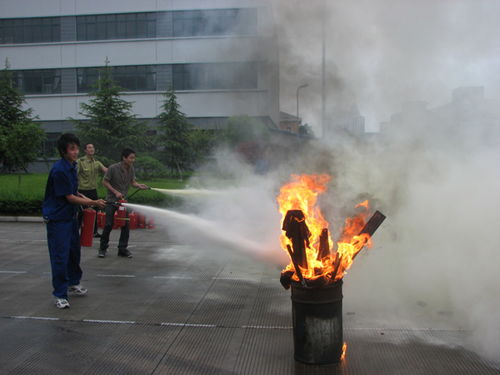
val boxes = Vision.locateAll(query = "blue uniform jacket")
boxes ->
[42,158,78,221]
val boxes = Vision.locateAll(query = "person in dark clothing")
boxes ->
[42,133,106,309]
[99,148,149,258]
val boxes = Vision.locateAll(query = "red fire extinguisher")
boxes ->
[112,211,119,229]
[147,217,155,229]
[138,213,146,229]
[97,211,106,228]
[129,212,138,230]
[115,199,127,228]
[81,208,96,246]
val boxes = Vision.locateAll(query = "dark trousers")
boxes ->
[100,204,129,252]
[46,219,82,299]
[78,189,99,234]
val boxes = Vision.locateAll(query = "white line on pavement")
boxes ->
[153,275,193,279]
[83,319,136,324]
[161,322,217,328]
[11,316,60,321]
[96,274,136,278]
[5,316,294,329]
[242,325,292,330]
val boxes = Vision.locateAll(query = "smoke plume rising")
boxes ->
[270,0,500,365]
[140,0,500,365]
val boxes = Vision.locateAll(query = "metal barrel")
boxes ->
[290,280,343,365]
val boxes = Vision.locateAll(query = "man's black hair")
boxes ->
[57,133,80,157]
[121,148,136,160]
[83,143,93,150]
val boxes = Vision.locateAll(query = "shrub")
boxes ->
[0,199,43,215]
[134,155,167,179]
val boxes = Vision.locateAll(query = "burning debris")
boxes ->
[277,174,386,365]
[278,174,386,289]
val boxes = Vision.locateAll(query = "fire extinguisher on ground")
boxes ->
[138,213,146,229]
[97,211,106,228]
[147,217,155,229]
[129,211,138,230]
[81,208,96,246]
[114,199,128,228]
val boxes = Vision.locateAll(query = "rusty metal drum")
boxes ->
[290,280,343,365]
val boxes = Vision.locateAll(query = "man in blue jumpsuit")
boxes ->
[42,133,106,309]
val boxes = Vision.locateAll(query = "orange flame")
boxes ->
[340,342,347,361]
[277,174,374,282]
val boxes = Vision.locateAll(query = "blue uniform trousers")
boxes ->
[46,219,82,299]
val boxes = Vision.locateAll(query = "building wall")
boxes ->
[0,0,279,131]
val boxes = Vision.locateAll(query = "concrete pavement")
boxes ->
[0,222,498,374]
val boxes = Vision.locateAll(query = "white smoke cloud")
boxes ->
[136,0,500,366]
[189,0,500,365]
[274,0,500,132]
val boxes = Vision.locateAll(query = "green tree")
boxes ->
[221,116,271,166]
[75,64,150,162]
[188,128,217,168]
[0,62,45,172]
[134,155,167,179]
[156,89,192,179]
[298,123,315,137]
[223,115,270,145]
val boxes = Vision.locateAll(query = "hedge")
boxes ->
[0,174,184,216]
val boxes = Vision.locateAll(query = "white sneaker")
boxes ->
[68,284,88,296]
[55,298,70,309]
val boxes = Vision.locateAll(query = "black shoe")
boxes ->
[98,249,107,258]
[117,249,133,258]
[94,233,102,238]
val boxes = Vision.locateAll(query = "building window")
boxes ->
[13,69,61,94]
[77,67,100,92]
[0,17,60,44]
[113,65,156,91]
[0,8,256,44]
[173,62,258,90]
[76,12,156,41]
[40,132,61,157]
[77,65,156,92]
[172,8,257,37]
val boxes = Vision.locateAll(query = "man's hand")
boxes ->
[138,184,149,190]
[93,199,106,209]
[115,191,124,200]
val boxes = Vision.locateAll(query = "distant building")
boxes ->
[381,87,499,144]
[0,0,280,158]
[323,104,365,140]
[279,111,301,133]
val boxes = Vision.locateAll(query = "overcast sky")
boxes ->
[274,0,500,132]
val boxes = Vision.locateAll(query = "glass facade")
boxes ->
[172,8,257,37]
[13,69,61,94]
[0,9,257,44]
[172,63,258,90]
[0,17,60,44]
[77,65,157,92]
[13,63,257,95]
[76,13,156,41]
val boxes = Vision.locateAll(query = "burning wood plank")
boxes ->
[352,210,386,260]
[359,210,386,237]
[280,269,294,290]
[330,210,387,280]
[329,252,342,281]
[318,228,330,260]
[286,245,308,287]
[282,210,310,269]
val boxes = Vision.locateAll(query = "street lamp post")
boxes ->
[296,83,309,121]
